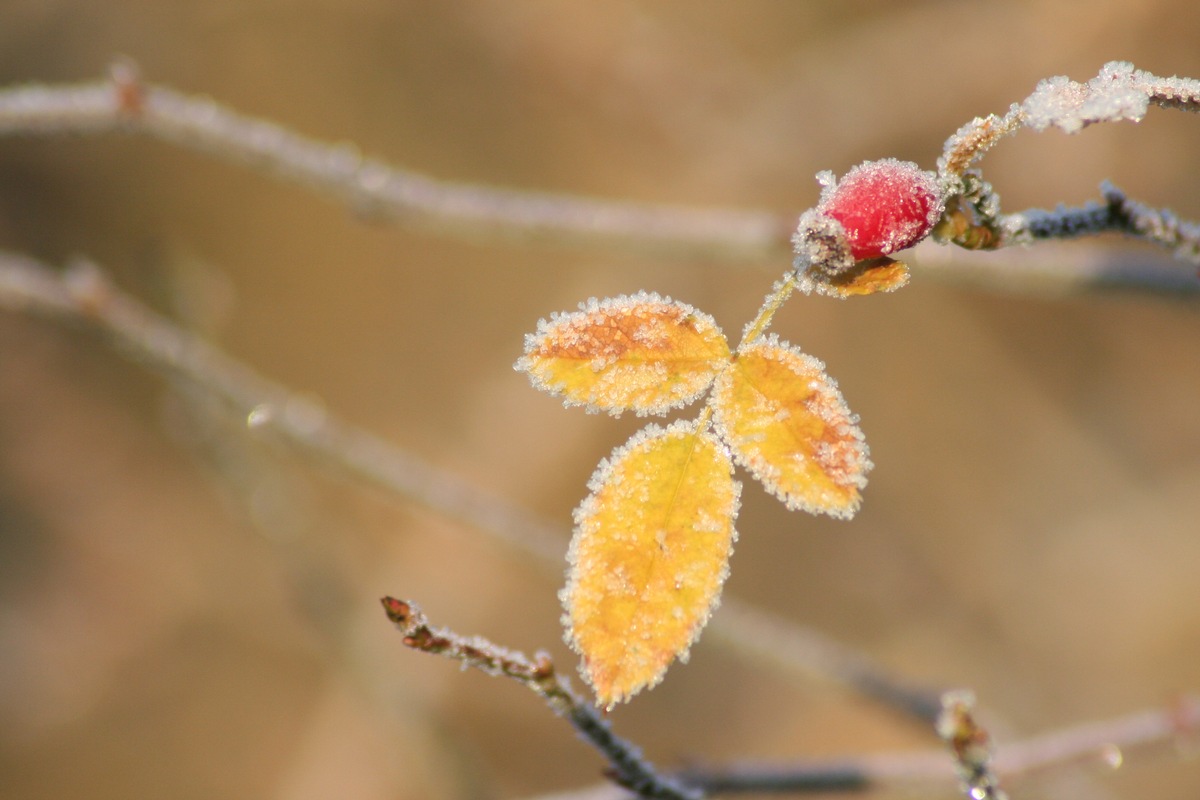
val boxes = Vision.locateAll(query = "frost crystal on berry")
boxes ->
[816,159,944,261]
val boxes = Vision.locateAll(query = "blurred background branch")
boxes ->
[0,248,940,721]
[0,66,792,262]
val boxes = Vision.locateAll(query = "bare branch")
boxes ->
[381,597,699,800]
[937,108,1025,181]
[1020,62,1200,134]
[0,66,791,262]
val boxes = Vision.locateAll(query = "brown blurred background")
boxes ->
[1,2,1198,798]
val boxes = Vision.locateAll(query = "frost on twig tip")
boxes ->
[940,61,1200,178]
[1021,61,1200,134]
[381,597,701,800]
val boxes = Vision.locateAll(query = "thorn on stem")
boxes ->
[109,56,145,117]
[1170,693,1200,755]
[62,258,113,318]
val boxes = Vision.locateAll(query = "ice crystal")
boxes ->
[1022,62,1150,133]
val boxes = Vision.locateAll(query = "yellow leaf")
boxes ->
[711,337,871,518]
[564,419,740,708]
[515,293,730,416]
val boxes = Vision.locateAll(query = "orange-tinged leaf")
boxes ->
[830,257,911,296]
[515,293,730,416]
[564,419,740,708]
[804,257,911,298]
[711,336,871,518]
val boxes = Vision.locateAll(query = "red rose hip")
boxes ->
[818,159,943,261]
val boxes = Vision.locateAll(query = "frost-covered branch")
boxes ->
[1002,182,1200,263]
[0,250,937,721]
[939,62,1200,178]
[936,62,1200,266]
[382,597,699,800]
[1021,62,1200,133]
[0,63,789,262]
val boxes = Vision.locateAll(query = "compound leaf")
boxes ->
[516,293,730,416]
[711,337,871,518]
[564,419,739,708]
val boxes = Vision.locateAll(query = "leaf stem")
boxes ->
[737,273,798,352]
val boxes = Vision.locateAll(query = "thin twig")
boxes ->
[0,249,938,723]
[0,66,790,263]
[736,274,798,351]
[381,597,700,800]
[547,693,1198,798]
[937,108,1025,181]
[1001,182,1200,264]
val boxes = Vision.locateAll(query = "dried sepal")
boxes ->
[563,419,740,708]
[811,257,910,298]
[792,208,856,293]
[711,337,870,518]
[515,292,730,417]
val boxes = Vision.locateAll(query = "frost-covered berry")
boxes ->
[817,159,943,260]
